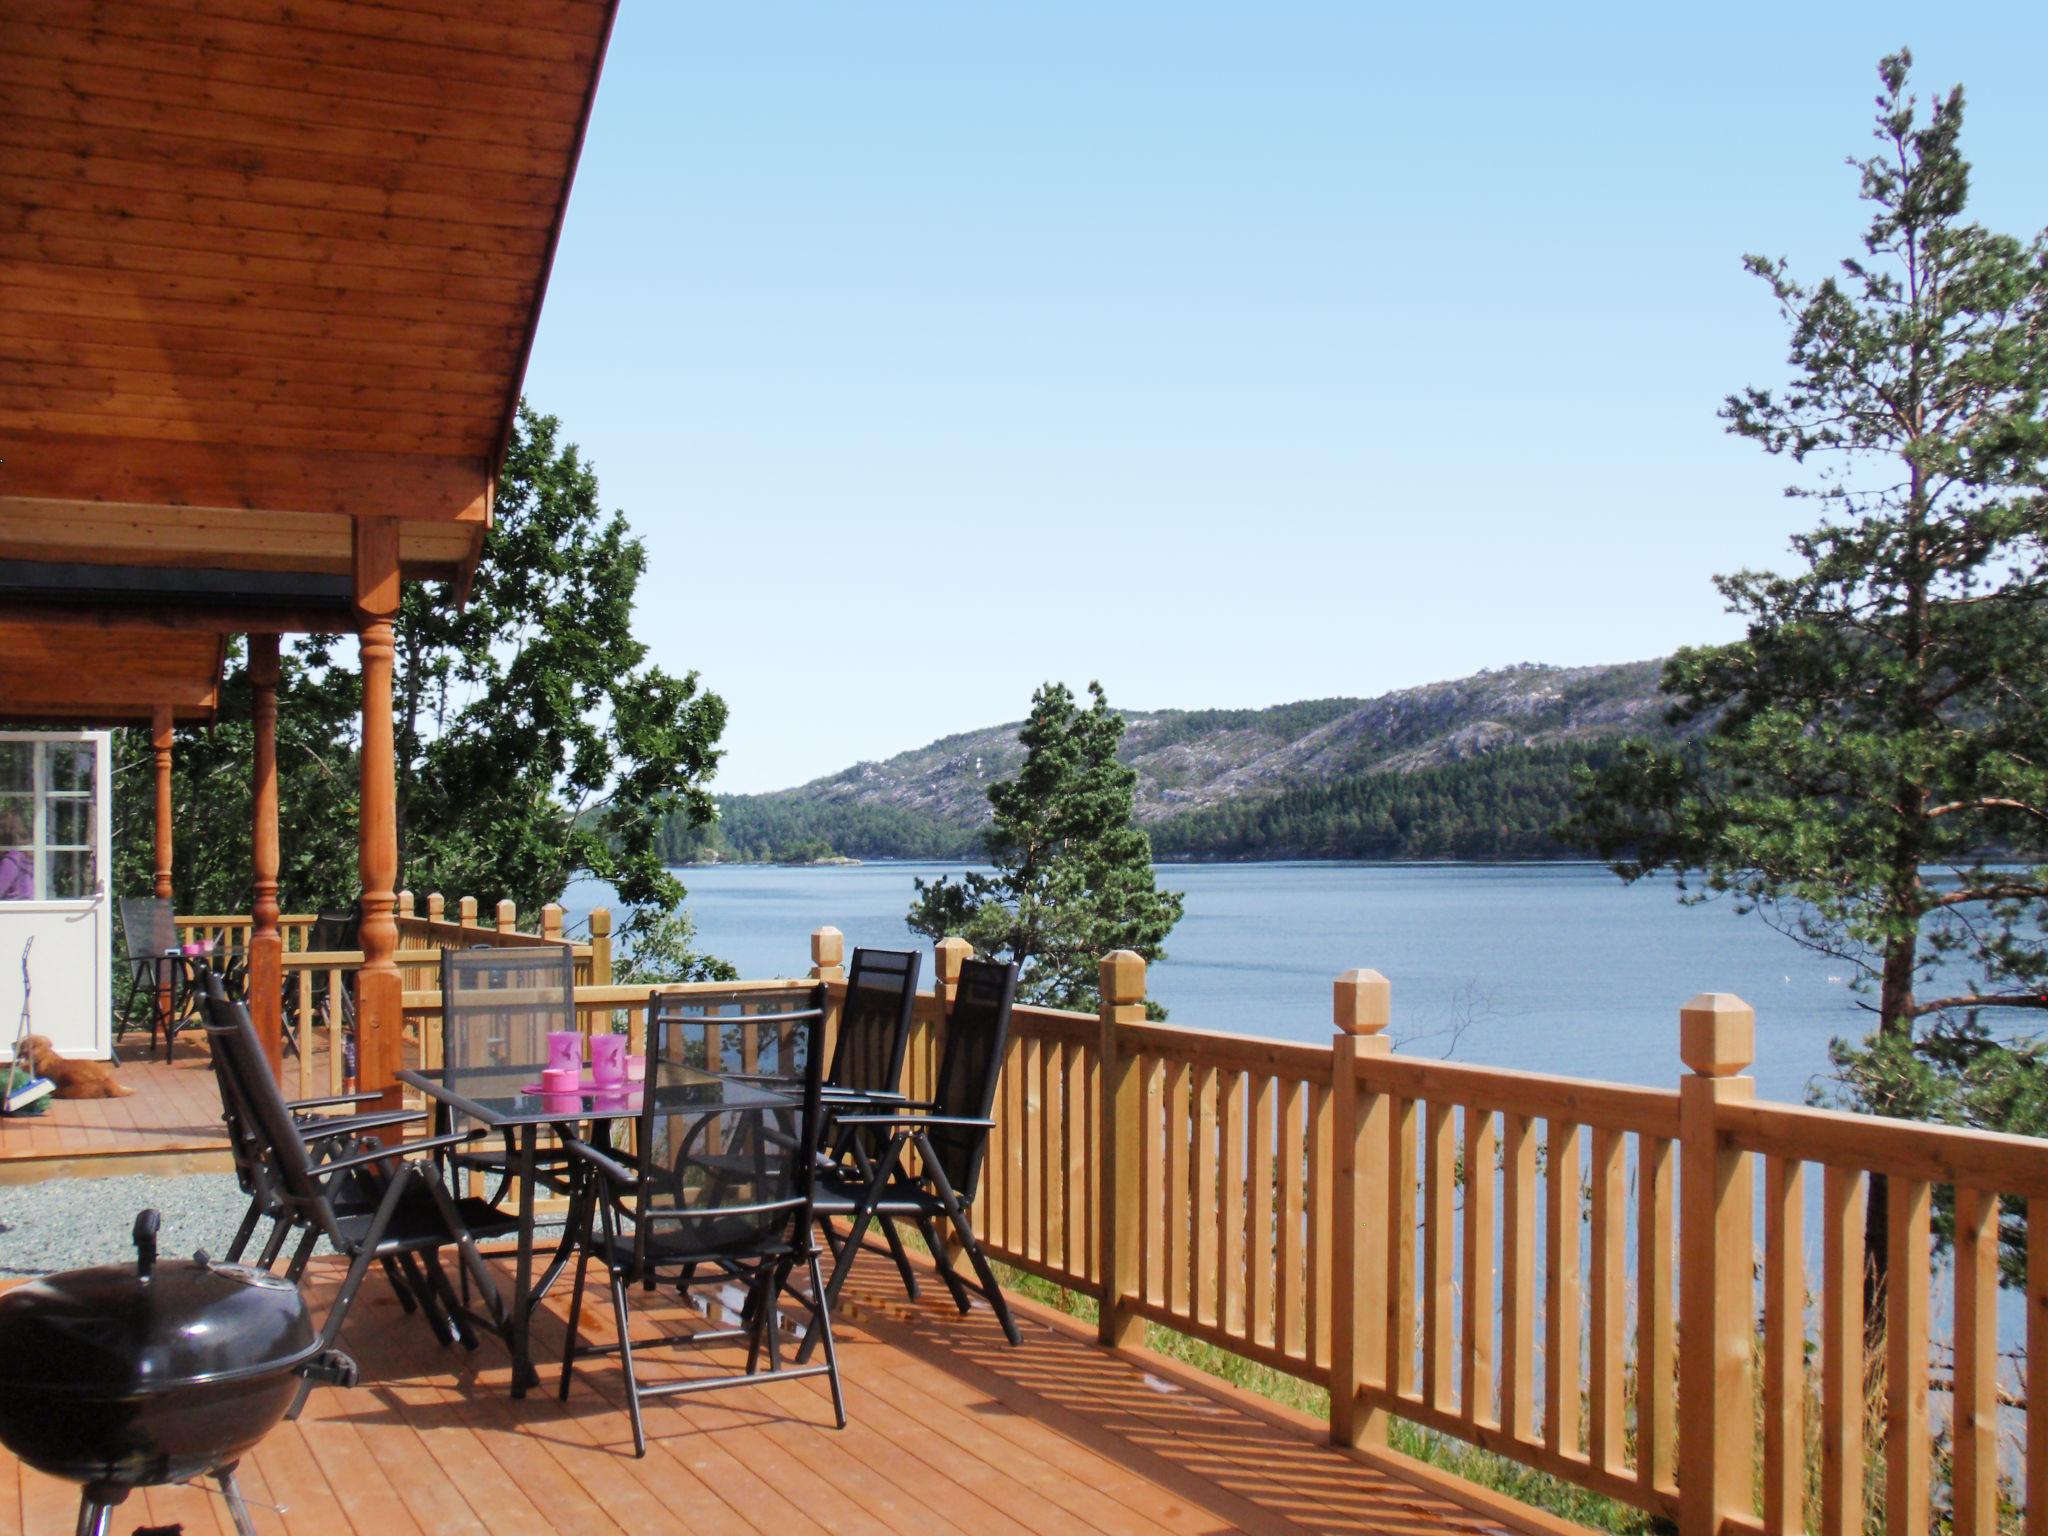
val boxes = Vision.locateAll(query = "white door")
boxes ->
[0,732,113,1058]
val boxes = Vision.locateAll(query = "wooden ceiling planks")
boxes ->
[0,618,222,724]
[0,0,617,591]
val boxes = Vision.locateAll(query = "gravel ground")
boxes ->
[0,1172,256,1277]
[0,1173,565,1278]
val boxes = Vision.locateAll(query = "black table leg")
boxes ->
[510,1123,539,1396]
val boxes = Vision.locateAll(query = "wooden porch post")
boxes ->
[150,702,175,1025]
[248,634,284,1075]
[1330,968,1392,1449]
[1676,993,1756,1536]
[150,703,174,899]
[354,518,404,1112]
[1096,950,1147,1349]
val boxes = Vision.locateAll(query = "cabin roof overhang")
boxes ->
[0,0,620,639]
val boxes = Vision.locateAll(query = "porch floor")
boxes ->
[0,1035,229,1182]
[6,1250,1576,1536]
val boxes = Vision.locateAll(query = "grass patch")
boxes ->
[992,1263,1659,1534]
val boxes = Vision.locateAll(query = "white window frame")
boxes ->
[0,730,110,910]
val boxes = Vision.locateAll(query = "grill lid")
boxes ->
[0,1210,319,1397]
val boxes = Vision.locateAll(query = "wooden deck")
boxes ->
[6,1250,1578,1536]
[0,1036,229,1183]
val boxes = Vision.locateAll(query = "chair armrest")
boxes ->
[315,1128,485,1177]
[286,1090,385,1111]
[561,1135,637,1188]
[298,1109,423,1143]
[830,1113,994,1130]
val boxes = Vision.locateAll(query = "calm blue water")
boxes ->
[565,861,1876,1104]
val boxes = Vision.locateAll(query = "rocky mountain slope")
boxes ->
[672,660,1674,862]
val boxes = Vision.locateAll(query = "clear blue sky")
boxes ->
[523,4,2048,794]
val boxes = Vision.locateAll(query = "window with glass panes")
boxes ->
[0,739,98,901]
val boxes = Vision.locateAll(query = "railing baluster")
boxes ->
[295,968,313,1098]
[1820,1164,1867,1536]
[1222,1068,1248,1336]
[1636,1133,1676,1498]
[1951,1186,1998,1536]
[1762,1155,1805,1535]
[1884,1176,1932,1536]
[1249,1073,1277,1350]
[1308,1081,1332,1371]
[1589,1126,1626,1477]
[1166,1056,1192,1317]
[1045,1040,1065,1273]
[1423,1099,1456,1413]
[1195,1062,1220,1327]
[1005,1034,1027,1255]
[326,967,343,1093]
[1461,1104,1497,1427]
[1386,1093,1419,1399]
[1144,1054,1167,1308]
[2030,1195,2048,1536]
[1279,1077,1306,1360]
[1024,1034,1045,1264]
[1502,1108,1537,1443]
[1544,1118,1583,1459]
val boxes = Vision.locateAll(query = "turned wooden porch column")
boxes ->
[150,702,175,1025]
[248,634,284,1075]
[354,519,404,1112]
[150,703,174,900]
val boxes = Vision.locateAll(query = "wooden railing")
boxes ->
[178,890,602,983]
[804,928,2045,1536]
[371,919,2046,1534]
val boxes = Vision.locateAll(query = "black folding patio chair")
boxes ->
[437,945,582,1206]
[822,946,921,1106]
[557,986,845,1456]
[116,896,186,1060]
[195,974,445,1320]
[203,979,518,1415]
[799,957,1022,1360]
[282,903,362,1069]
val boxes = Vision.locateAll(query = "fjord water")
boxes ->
[580,861,1874,1105]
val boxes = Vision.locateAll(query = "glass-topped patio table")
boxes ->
[396,1061,796,1397]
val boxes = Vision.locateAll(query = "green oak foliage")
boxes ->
[908,682,1184,1013]
[1571,53,2048,1276]
[114,403,731,981]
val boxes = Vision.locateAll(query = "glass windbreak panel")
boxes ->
[0,743,30,793]
[45,741,95,792]
[47,850,95,901]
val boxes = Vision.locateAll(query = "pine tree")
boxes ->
[908,682,1184,1013]
[1572,51,2048,1283]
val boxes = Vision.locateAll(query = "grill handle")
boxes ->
[132,1209,160,1287]
[298,1349,359,1390]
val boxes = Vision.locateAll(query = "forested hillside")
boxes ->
[662,660,1675,863]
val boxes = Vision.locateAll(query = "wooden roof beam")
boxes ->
[0,431,491,523]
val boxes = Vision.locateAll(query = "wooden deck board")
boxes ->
[4,1246,1587,1536]
[0,1034,230,1179]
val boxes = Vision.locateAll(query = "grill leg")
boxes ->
[216,1463,260,1536]
[75,1487,124,1536]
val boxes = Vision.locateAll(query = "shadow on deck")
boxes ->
[7,1250,1580,1535]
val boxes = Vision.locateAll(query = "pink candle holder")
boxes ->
[625,1053,646,1084]
[591,1034,627,1086]
[546,1031,583,1076]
